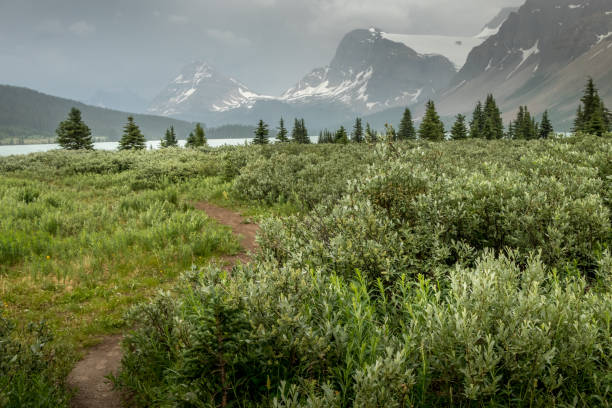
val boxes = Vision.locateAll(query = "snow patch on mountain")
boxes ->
[507,40,540,79]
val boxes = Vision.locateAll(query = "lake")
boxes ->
[0,137,319,157]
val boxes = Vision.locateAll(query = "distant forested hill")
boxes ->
[0,85,194,144]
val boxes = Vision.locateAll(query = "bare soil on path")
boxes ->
[66,202,259,407]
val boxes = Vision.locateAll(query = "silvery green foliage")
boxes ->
[117,135,612,407]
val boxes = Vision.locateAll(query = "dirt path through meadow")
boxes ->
[66,202,259,407]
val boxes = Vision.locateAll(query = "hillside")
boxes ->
[0,85,194,144]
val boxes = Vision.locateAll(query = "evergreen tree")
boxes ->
[450,114,468,140]
[118,116,146,150]
[161,126,178,148]
[186,123,207,148]
[318,129,335,144]
[510,106,539,140]
[252,120,269,145]
[56,107,94,150]
[573,78,610,136]
[397,108,416,140]
[335,126,349,144]
[470,101,485,138]
[573,105,584,133]
[539,110,554,139]
[291,118,310,144]
[365,123,377,143]
[483,94,504,139]
[351,118,364,143]
[276,118,289,143]
[418,100,445,141]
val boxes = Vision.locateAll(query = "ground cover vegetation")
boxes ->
[115,133,611,407]
[1,78,611,407]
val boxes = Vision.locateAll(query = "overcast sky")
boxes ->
[0,0,523,105]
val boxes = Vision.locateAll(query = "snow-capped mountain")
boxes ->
[280,28,456,114]
[437,0,612,129]
[148,62,273,121]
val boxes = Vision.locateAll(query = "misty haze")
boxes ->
[0,1,611,407]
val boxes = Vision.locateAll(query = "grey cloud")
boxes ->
[0,0,524,104]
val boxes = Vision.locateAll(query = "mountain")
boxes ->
[149,28,458,126]
[475,7,520,39]
[438,0,612,129]
[280,28,456,114]
[148,62,275,122]
[0,85,193,143]
[86,89,148,114]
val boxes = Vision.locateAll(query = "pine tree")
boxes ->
[365,123,377,143]
[539,110,553,139]
[118,116,146,150]
[186,123,207,148]
[352,118,364,143]
[573,78,610,136]
[252,120,269,145]
[419,100,445,141]
[56,107,94,150]
[299,119,310,144]
[276,118,289,143]
[291,118,310,144]
[470,101,485,138]
[450,114,468,140]
[397,108,416,140]
[335,126,349,144]
[510,106,539,140]
[161,126,178,148]
[483,94,504,139]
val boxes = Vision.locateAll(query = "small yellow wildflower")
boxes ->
[46,255,51,260]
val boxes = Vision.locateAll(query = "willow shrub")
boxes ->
[114,134,611,406]
[118,252,611,407]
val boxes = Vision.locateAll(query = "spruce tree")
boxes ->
[161,126,178,148]
[470,101,485,138]
[118,116,146,150]
[510,106,539,140]
[483,94,504,139]
[291,118,310,144]
[418,100,445,141]
[352,118,364,143]
[56,107,94,150]
[252,120,269,145]
[573,105,584,133]
[335,126,349,144]
[450,114,468,140]
[365,123,377,143]
[397,108,417,140]
[539,110,554,139]
[186,123,207,148]
[276,118,289,143]
[573,78,610,136]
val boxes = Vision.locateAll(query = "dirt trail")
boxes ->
[66,202,258,407]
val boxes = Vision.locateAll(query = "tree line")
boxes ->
[56,78,610,150]
[55,111,210,150]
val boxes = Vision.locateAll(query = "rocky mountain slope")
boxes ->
[438,0,612,129]
[148,62,275,122]
[280,28,456,114]
[148,28,459,125]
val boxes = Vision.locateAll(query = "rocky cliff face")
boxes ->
[437,0,612,129]
[148,62,273,122]
[281,28,456,114]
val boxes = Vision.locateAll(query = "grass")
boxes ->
[0,170,241,353]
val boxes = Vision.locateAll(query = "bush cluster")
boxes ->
[118,135,612,407]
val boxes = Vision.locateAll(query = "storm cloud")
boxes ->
[0,0,523,105]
